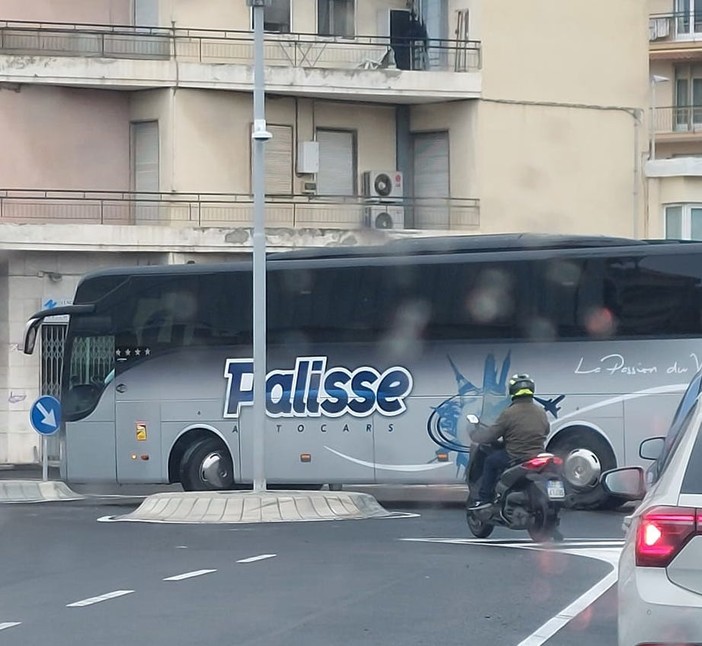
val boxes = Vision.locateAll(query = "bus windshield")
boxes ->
[63,318,115,420]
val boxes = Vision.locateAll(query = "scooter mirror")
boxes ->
[466,414,479,425]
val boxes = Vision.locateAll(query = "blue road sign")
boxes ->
[30,396,61,436]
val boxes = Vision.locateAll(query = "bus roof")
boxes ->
[77,233,702,283]
[267,233,692,261]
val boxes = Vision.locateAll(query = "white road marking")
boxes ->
[0,623,21,631]
[237,554,277,563]
[516,571,618,646]
[66,590,134,607]
[163,569,216,581]
[401,537,624,645]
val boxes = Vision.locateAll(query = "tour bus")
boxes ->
[23,233,702,509]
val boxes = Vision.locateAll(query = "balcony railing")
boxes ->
[650,12,702,42]
[653,106,702,134]
[0,190,480,231]
[0,21,482,72]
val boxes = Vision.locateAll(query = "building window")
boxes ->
[675,64,702,130]
[251,0,290,33]
[318,0,355,38]
[665,204,702,239]
[316,129,356,196]
[676,0,702,35]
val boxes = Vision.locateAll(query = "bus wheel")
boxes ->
[549,430,623,511]
[180,438,234,491]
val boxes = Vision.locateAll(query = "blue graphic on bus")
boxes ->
[223,356,413,419]
[428,353,565,478]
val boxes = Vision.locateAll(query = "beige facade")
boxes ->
[648,0,702,238]
[0,0,650,463]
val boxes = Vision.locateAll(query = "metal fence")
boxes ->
[0,20,482,72]
[653,106,702,134]
[40,324,66,462]
[0,190,481,231]
[650,12,702,41]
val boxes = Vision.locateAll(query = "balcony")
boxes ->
[653,105,702,138]
[0,190,480,232]
[650,12,702,60]
[0,21,482,102]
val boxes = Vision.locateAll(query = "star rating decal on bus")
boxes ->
[115,347,151,359]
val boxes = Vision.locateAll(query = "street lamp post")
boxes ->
[247,0,271,493]
[650,75,669,161]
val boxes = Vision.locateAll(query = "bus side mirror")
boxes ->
[23,318,41,355]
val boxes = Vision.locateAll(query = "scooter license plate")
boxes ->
[547,480,566,500]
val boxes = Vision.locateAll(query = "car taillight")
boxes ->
[523,455,562,470]
[635,506,700,567]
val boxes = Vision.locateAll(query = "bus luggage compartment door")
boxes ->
[115,400,162,483]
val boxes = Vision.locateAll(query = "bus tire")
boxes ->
[548,429,620,511]
[180,437,234,492]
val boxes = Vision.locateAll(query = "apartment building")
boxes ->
[0,0,648,463]
[649,0,702,239]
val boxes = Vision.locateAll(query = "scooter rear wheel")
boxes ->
[467,512,495,538]
[527,511,559,543]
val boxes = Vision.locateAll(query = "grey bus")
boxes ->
[23,234,702,508]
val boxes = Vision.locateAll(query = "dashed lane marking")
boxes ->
[236,554,277,564]
[163,569,217,581]
[66,590,135,608]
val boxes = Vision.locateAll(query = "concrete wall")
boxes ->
[163,0,407,33]
[0,86,130,191]
[476,102,641,235]
[169,90,396,194]
[0,0,130,23]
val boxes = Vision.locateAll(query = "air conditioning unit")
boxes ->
[365,205,405,230]
[362,170,404,200]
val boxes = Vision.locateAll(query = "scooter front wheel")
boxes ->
[466,511,495,538]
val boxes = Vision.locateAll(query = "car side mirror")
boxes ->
[601,466,646,501]
[466,414,479,425]
[639,437,665,461]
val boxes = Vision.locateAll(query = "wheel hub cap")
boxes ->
[563,448,601,489]
[200,452,230,489]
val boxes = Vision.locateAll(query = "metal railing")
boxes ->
[653,106,702,134]
[0,190,480,231]
[0,20,482,72]
[650,12,702,41]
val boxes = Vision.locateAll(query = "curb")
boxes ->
[0,480,83,503]
[101,490,407,524]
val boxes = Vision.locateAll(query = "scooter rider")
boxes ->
[468,374,549,510]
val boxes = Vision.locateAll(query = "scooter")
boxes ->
[465,415,566,542]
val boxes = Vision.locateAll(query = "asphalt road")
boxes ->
[0,489,625,646]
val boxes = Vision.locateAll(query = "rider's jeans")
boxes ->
[478,449,512,502]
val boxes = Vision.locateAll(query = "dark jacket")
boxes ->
[470,397,549,460]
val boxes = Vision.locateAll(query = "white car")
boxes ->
[603,395,702,645]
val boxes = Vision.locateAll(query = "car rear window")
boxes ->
[681,416,702,494]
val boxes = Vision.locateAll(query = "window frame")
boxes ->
[664,203,702,240]
[317,0,356,39]
[250,0,291,34]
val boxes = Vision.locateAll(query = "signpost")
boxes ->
[29,395,61,481]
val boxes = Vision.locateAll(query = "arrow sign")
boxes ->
[30,396,61,436]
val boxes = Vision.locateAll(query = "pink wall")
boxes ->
[0,0,131,24]
[0,86,130,190]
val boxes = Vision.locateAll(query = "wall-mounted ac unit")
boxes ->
[365,205,405,230]
[362,170,404,200]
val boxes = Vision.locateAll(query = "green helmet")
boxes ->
[509,374,535,399]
